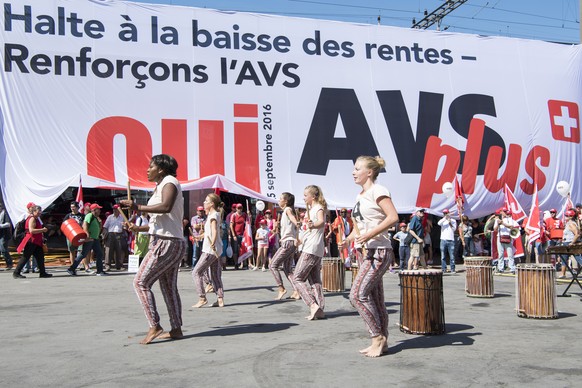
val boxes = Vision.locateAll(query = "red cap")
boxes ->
[550,208,557,213]
[265,209,272,214]
[259,219,267,225]
[399,222,406,227]
[84,202,91,208]
[113,204,120,209]
[565,210,576,217]
[26,202,36,209]
[197,206,204,211]
[236,203,243,209]
[231,204,237,209]
[442,209,449,214]
[90,203,102,210]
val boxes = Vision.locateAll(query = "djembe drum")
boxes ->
[465,257,494,298]
[515,264,557,319]
[399,270,445,335]
[321,257,345,292]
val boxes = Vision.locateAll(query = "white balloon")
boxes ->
[255,200,265,211]
[556,181,571,197]
[442,182,454,198]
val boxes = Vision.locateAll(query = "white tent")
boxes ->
[181,174,277,204]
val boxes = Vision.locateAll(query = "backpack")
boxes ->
[13,218,26,245]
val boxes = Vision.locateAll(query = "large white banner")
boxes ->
[1,0,581,221]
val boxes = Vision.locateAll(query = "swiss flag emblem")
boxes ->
[548,100,580,143]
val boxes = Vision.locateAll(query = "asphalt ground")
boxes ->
[1,260,581,388]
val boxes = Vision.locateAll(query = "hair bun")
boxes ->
[375,156,386,169]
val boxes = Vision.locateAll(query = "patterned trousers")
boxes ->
[193,252,224,298]
[291,252,324,310]
[134,236,186,329]
[349,248,391,338]
[270,240,296,288]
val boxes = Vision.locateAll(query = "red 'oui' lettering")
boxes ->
[86,104,260,190]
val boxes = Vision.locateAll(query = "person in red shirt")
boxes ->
[332,208,353,260]
[544,208,564,246]
[230,203,249,269]
[544,208,564,268]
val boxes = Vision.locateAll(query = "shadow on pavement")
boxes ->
[191,322,300,338]
[389,323,480,354]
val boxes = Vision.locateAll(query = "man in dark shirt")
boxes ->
[0,204,13,269]
[407,208,426,270]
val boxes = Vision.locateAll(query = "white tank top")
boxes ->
[280,207,297,242]
[147,175,183,238]
[202,211,223,254]
[301,203,324,257]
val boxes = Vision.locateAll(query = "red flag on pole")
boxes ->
[453,176,464,216]
[560,194,574,223]
[76,176,84,214]
[525,185,541,243]
[502,184,525,258]
[503,184,526,221]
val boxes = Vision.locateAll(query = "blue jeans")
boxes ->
[497,242,516,272]
[440,239,455,272]
[399,245,410,270]
[0,235,13,267]
[192,240,203,267]
[24,256,38,271]
[463,237,475,256]
[71,239,104,273]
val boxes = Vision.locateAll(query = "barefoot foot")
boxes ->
[158,327,184,341]
[192,298,208,308]
[211,298,225,307]
[275,288,287,300]
[287,290,300,300]
[140,325,164,345]
[306,304,323,320]
[363,335,388,358]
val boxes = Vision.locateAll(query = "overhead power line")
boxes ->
[412,0,469,30]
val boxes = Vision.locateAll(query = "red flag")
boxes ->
[560,194,574,223]
[500,184,525,258]
[75,176,84,214]
[503,184,526,221]
[238,215,254,263]
[525,186,541,243]
[453,176,464,216]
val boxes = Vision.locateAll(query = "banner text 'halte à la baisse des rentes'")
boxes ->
[0,1,580,219]
[3,4,454,89]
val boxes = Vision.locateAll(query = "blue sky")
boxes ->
[130,0,580,44]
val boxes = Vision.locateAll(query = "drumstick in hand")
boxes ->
[126,179,132,220]
[351,216,367,257]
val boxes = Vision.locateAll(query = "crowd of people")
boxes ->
[1,152,581,356]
